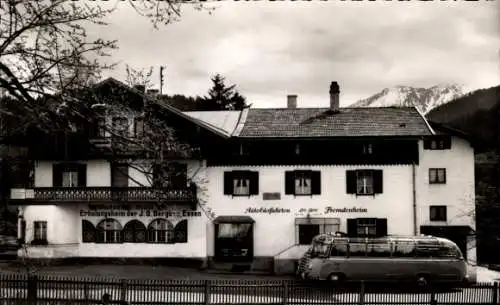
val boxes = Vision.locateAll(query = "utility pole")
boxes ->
[159,66,165,95]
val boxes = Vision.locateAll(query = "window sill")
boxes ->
[230,194,254,197]
[354,193,377,197]
[429,182,447,185]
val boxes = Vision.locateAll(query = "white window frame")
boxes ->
[34,221,47,241]
[356,171,374,195]
[233,177,250,196]
[62,171,78,187]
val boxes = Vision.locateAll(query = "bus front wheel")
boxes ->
[416,274,429,287]
[328,273,346,283]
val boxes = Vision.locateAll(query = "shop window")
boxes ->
[430,205,447,221]
[32,221,47,245]
[295,218,340,245]
[346,170,383,196]
[429,168,446,184]
[147,218,174,243]
[285,170,321,196]
[96,218,122,244]
[223,171,259,197]
[123,220,147,243]
[82,220,96,243]
[52,163,87,187]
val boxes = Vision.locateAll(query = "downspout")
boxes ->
[412,162,417,236]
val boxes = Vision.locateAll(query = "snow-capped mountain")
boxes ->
[350,84,465,114]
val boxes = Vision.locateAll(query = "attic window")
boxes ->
[295,144,300,155]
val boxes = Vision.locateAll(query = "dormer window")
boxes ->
[362,143,373,155]
[134,117,144,138]
[295,144,301,155]
[112,117,129,137]
[424,136,451,150]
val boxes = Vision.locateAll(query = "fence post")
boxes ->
[282,281,289,305]
[27,275,38,305]
[120,279,128,304]
[359,281,365,305]
[430,288,437,305]
[83,282,89,305]
[493,282,499,305]
[204,280,210,305]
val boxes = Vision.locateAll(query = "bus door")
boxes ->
[320,241,348,278]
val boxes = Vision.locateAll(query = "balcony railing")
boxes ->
[9,186,197,204]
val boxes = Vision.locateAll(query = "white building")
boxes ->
[8,79,476,274]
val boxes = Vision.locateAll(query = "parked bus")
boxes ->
[297,233,471,286]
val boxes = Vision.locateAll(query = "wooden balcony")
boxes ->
[8,186,197,206]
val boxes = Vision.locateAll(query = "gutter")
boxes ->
[412,162,417,235]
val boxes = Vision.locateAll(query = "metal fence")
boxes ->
[0,274,498,305]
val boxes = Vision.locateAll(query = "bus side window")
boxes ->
[331,242,348,257]
[367,242,392,257]
[416,241,442,258]
[393,241,415,258]
[349,242,367,257]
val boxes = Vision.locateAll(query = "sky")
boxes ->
[93,1,500,108]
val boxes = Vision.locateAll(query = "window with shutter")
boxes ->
[285,170,321,196]
[224,171,259,196]
[347,170,383,195]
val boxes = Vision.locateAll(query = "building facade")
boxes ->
[7,79,476,274]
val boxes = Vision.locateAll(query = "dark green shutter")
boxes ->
[347,219,358,237]
[346,170,357,194]
[52,164,63,187]
[249,171,259,195]
[311,171,321,195]
[174,220,188,243]
[376,218,388,237]
[285,171,295,195]
[223,171,234,195]
[78,164,87,187]
[373,170,383,194]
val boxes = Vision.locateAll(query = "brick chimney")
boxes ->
[329,81,340,112]
[287,95,298,109]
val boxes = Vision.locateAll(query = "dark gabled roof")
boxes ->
[237,107,435,138]
[95,78,231,139]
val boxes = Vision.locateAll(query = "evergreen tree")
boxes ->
[200,74,248,110]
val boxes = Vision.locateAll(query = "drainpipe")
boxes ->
[412,162,418,236]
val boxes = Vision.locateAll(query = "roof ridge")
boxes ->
[413,106,435,135]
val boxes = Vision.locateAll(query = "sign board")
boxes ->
[263,192,281,200]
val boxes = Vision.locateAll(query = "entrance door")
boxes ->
[420,226,470,260]
[214,221,254,262]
